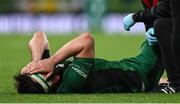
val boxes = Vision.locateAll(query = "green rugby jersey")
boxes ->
[56,41,164,93]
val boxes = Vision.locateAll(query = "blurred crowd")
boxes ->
[0,0,144,34]
[0,0,141,14]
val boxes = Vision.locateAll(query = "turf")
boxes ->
[0,34,179,103]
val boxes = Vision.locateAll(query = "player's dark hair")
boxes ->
[14,74,45,94]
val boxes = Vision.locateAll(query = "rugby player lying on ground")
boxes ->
[14,31,164,93]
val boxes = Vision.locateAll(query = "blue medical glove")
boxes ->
[145,28,157,46]
[123,13,135,31]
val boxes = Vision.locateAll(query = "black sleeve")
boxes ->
[41,49,50,59]
[133,7,157,23]
[133,0,171,23]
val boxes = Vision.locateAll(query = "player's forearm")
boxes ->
[49,34,88,65]
[49,42,83,65]
[49,33,94,65]
[31,48,45,61]
[29,39,47,61]
[29,32,49,61]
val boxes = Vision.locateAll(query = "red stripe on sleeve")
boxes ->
[153,0,159,6]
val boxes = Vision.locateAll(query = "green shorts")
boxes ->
[92,41,164,91]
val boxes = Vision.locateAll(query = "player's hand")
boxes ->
[145,28,157,45]
[123,13,135,31]
[22,58,55,79]
[21,61,40,74]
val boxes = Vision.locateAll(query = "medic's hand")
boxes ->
[123,13,135,31]
[145,28,158,46]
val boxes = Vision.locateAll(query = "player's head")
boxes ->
[14,72,60,94]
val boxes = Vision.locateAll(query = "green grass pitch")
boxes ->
[0,33,180,103]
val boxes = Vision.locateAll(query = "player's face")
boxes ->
[28,72,61,93]
[41,73,60,86]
